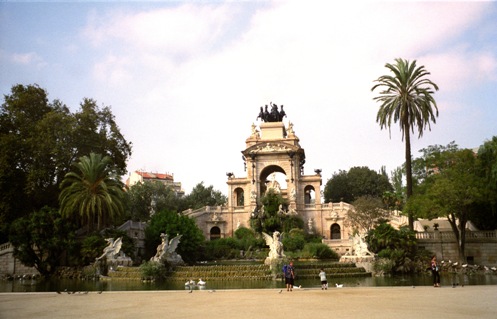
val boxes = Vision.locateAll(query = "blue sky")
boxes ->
[1,1,496,194]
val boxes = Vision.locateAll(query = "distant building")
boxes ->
[126,170,185,197]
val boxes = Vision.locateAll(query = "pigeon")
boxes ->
[97,290,103,294]
[278,290,282,294]
[335,283,343,288]
[188,290,193,294]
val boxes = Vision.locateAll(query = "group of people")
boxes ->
[282,262,328,291]
[282,256,442,291]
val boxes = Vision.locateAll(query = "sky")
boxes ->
[1,1,496,195]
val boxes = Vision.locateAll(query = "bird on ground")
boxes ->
[188,290,193,294]
[56,291,61,294]
[197,279,206,286]
[97,290,103,294]
[278,290,282,294]
[82,291,89,294]
[208,290,216,293]
[335,283,343,288]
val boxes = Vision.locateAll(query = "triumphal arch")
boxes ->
[184,103,355,255]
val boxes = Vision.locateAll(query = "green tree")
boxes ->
[9,207,77,277]
[366,222,418,273]
[250,189,297,234]
[183,182,227,210]
[125,181,183,221]
[372,58,439,230]
[0,84,132,241]
[476,136,497,229]
[59,153,125,231]
[349,196,390,234]
[144,209,205,264]
[406,143,484,262]
[324,166,393,203]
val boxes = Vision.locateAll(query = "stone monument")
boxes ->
[95,237,133,274]
[150,233,184,266]
[262,231,285,268]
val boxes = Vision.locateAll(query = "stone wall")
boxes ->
[0,242,39,276]
[416,230,497,266]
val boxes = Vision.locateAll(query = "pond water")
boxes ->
[2,273,496,293]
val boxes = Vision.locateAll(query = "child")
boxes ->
[319,268,328,290]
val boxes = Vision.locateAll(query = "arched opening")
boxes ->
[304,185,315,204]
[330,223,341,240]
[259,165,287,195]
[210,226,221,240]
[235,188,244,207]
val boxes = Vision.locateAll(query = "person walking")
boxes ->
[319,268,328,290]
[431,255,441,287]
[285,261,295,291]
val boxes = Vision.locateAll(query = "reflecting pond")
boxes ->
[2,273,496,293]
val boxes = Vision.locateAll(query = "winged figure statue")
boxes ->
[262,231,285,259]
[95,237,123,262]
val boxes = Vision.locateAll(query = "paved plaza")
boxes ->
[0,285,496,319]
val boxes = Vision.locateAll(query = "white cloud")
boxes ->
[33,1,497,192]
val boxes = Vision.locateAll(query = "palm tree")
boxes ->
[372,58,439,230]
[59,153,125,231]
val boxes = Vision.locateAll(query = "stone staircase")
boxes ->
[107,262,370,281]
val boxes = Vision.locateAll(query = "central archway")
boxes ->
[259,165,287,195]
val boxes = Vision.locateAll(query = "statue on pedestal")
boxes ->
[262,231,285,267]
[95,237,133,274]
[151,233,184,266]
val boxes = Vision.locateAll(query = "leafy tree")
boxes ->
[406,143,484,262]
[183,182,227,210]
[372,58,439,230]
[250,189,299,234]
[125,181,183,221]
[72,98,131,176]
[9,207,77,277]
[281,228,306,252]
[475,136,497,229]
[324,166,393,203]
[0,84,131,241]
[144,209,205,264]
[366,222,418,273]
[348,196,390,234]
[59,153,125,231]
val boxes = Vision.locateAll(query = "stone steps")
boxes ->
[107,262,371,281]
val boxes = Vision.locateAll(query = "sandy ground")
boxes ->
[0,286,496,319]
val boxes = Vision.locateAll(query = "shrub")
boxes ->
[302,243,338,259]
[140,261,167,280]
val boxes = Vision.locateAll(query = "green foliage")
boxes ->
[204,238,239,260]
[234,227,261,251]
[324,167,393,203]
[145,210,205,264]
[59,153,125,231]
[407,142,486,260]
[366,222,418,273]
[0,84,131,241]
[80,234,106,265]
[282,229,305,252]
[8,207,77,277]
[250,189,302,234]
[140,261,168,280]
[183,182,227,210]
[125,181,184,221]
[475,136,497,229]
[282,216,305,233]
[302,243,338,260]
[349,196,390,234]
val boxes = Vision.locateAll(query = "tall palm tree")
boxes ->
[59,153,125,231]
[372,58,439,230]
